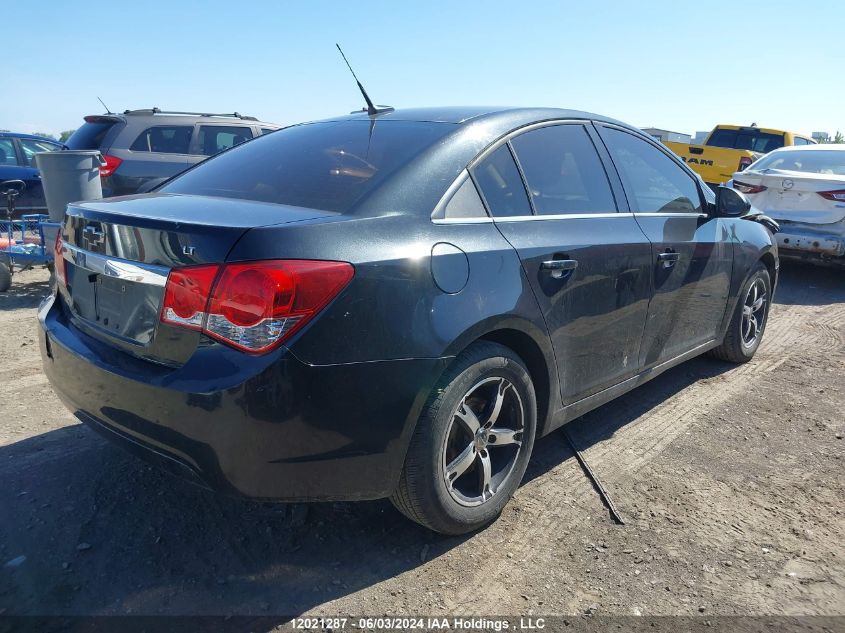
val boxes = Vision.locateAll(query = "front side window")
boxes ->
[511,125,616,215]
[601,127,702,214]
[0,138,17,166]
[130,126,193,154]
[197,126,253,156]
[472,145,532,217]
[20,139,62,167]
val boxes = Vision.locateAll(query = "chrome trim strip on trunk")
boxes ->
[62,243,170,287]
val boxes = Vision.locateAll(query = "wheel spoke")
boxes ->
[742,316,751,340]
[455,402,481,434]
[484,379,509,429]
[752,294,766,312]
[446,443,477,484]
[478,450,492,498]
[487,427,522,447]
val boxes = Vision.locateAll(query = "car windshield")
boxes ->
[160,120,454,212]
[707,128,785,153]
[750,150,845,176]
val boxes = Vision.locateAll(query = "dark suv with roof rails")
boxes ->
[64,108,281,197]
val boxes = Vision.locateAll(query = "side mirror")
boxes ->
[715,185,751,217]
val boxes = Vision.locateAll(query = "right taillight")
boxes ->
[53,232,67,288]
[738,156,754,171]
[99,154,122,178]
[160,260,354,353]
[733,180,767,194]
[818,189,845,202]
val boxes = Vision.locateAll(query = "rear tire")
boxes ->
[710,262,771,363]
[0,261,12,292]
[391,341,537,535]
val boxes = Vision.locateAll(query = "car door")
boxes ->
[471,122,653,404]
[17,138,62,212]
[116,125,193,195]
[595,124,734,368]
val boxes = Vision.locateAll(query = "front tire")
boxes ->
[710,262,771,363]
[391,341,537,535]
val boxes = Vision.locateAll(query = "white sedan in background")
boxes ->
[729,144,845,267]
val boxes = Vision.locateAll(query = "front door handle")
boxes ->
[541,259,578,279]
[657,251,680,269]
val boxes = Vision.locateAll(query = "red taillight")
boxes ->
[160,265,218,330]
[99,154,122,178]
[818,189,845,202]
[738,156,753,171]
[53,232,67,287]
[160,260,354,353]
[733,180,767,194]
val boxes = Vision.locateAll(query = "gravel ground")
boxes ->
[0,261,842,626]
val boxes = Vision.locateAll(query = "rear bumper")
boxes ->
[775,221,845,262]
[38,293,447,501]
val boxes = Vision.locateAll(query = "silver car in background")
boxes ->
[729,144,845,267]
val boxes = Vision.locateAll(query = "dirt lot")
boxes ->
[0,261,842,625]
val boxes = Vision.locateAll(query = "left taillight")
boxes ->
[160,260,354,353]
[53,232,66,287]
[738,156,754,171]
[818,189,845,202]
[733,180,767,194]
[99,154,123,178]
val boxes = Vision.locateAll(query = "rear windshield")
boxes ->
[750,150,845,175]
[707,128,784,153]
[66,120,118,150]
[160,120,454,212]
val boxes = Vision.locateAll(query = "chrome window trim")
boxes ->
[433,211,709,224]
[62,242,170,287]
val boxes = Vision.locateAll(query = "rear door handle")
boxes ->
[541,259,578,279]
[657,251,680,268]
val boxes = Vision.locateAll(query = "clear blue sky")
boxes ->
[4,0,843,138]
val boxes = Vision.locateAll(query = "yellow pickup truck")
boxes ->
[664,125,815,189]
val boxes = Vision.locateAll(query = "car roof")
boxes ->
[766,144,845,153]
[0,132,63,143]
[321,105,628,128]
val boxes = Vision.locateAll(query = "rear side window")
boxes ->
[511,125,616,215]
[0,138,16,165]
[601,127,702,214]
[707,128,785,153]
[260,128,277,135]
[793,137,810,146]
[198,126,253,156]
[161,120,453,213]
[472,145,532,217]
[130,126,193,154]
[66,120,117,150]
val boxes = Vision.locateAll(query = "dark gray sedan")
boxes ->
[40,107,777,534]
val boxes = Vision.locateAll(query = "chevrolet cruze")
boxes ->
[39,107,777,534]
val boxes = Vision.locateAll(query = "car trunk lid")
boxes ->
[736,170,845,224]
[59,193,335,365]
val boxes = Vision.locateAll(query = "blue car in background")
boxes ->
[0,132,64,216]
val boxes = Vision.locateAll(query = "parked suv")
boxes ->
[64,108,281,197]
[0,132,64,215]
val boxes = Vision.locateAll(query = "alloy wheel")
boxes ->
[441,377,526,507]
[741,277,768,347]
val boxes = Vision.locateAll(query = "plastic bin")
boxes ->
[35,150,105,223]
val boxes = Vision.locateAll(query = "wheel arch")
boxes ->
[436,316,559,439]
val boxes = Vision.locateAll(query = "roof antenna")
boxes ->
[335,44,393,116]
[97,96,113,114]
